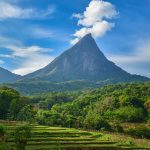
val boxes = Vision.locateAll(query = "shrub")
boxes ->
[0,143,8,150]
[84,112,111,131]
[0,124,6,143]
[125,138,134,146]
[14,124,31,150]
[112,123,124,133]
[127,126,150,139]
[0,125,6,137]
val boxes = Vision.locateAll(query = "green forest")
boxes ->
[1,82,150,135]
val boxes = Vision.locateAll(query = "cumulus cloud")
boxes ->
[71,0,118,45]
[0,2,55,20]
[0,36,54,75]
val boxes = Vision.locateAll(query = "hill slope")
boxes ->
[0,67,21,83]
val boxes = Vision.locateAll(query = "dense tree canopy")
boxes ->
[35,82,150,130]
[0,82,150,131]
[0,87,32,120]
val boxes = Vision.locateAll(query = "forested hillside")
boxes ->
[0,82,150,139]
[34,82,150,129]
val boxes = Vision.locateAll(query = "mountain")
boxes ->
[5,34,149,94]
[0,67,21,83]
[23,33,149,83]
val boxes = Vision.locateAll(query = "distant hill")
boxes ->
[0,67,21,83]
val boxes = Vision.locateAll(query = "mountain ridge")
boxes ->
[21,33,149,83]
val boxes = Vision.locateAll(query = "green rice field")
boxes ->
[0,122,150,150]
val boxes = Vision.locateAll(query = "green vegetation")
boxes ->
[0,124,6,137]
[0,82,150,149]
[127,125,150,139]
[34,82,150,132]
[0,124,7,150]
[0,122,149,149]
[14,124,31,150]
[0,87,33,121]
[6,80,101,95]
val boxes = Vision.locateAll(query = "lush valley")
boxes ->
[0,0,149,149]
[0,82,150,149]
[0,31,150,150]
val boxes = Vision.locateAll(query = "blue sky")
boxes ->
[0,0,150,77]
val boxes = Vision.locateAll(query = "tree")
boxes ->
[0,124,6,142]
[112,106,144,122]
[18,105,35,123]
[65,115,76,128]
[0,87,19,119]
[120,95,143,108]
[9,97,30,120]
[14,124,31,150]
[84,111,111,131]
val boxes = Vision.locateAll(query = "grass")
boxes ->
[0,121,150,150]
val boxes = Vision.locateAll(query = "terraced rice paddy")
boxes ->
[1,124,150,150]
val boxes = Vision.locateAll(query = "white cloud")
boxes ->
[5,45,52,57]
[71,0,118,44]
[29,27,53,39]
[72,13,82,19]
[0,2,55,20]
[0,36,54,75]
[7,45,54,75]
[90,21,114,37]
[70,38,80,45]
[0,36,22,46]
[106,39,150,77]
[12,53,54,75]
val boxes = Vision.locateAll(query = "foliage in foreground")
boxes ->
[0,87,34,121]
[1,123,150,149]
[0,124,6,137]
[127,125,150,139]
[0,82,150,139]
[14,124,31,150]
